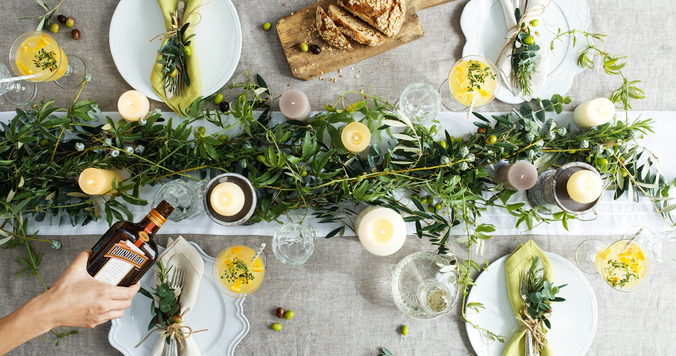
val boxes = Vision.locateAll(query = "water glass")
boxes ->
[397,82,441,124]
[272,223,316,266]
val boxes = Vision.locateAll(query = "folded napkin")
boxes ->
[151,236,205,356]
[150,0,202,115]
[497,0,550,100]
[502,240,554,356]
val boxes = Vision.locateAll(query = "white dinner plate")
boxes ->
[109,0,242,101]
[465,252,597,356]
[460,0,590,104]
[109,242,249,356]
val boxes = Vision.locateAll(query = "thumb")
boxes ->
[71,250,92,268]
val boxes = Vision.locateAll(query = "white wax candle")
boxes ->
[495,161,538,190]
[78,168,123,195]
[210,182,246,216]
[341,122,371,154]
[573,98,615,128]
[279,89,311,121]
[118,90,150,122]
[355,207,406,256]
[566,170,602,204]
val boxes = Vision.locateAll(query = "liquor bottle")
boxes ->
[87,200,174,286]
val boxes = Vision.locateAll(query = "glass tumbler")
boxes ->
[397,82,441,124]
[272,222,316,266]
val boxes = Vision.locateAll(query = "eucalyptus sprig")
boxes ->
[157,22,195,97]
[138,259,181,336]
[510,9,541,97]
[519,256,566,329]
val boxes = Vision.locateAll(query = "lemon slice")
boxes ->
[230,246,242,255]
[16,61,33,75]
[477,88,490,98]
[229,278,242,292]
[252,257,264,272]
[35,37,51,51]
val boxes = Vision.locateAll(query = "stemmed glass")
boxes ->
[575,226,653,292]
[9,31,87,90]
[213,244,266,298]
[0,63,37,105]
[439,55,500,115]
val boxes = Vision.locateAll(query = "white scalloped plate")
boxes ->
[109,242,249,356]
[109,0,242,101]
[465,252,597,356]
[461,0,590,104]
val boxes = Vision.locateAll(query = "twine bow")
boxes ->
[135,320,207,349]
[149,2,208,43]
[516,308,548,351]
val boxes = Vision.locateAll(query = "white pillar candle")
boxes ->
[210,182,246,216]
[78,168,123,195]
[341,122,371,154]
[355,206,406,256]
[573,98,615,128]
[118,90,150,122]
[279,89,311,121]
[566,170,602,204]
[494,161,538,190]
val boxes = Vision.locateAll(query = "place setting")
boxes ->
[1,0,675,355]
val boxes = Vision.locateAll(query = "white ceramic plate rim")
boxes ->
[460,0,590,104]
[109,242,250,356]
[464,252,598,356]
[109,0,242,102]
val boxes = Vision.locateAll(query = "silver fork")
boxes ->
[163,268,185,356]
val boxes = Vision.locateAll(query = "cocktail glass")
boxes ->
[439,55,500,113]
[575,226,653,292]
[272,222,316,266]
[0,63,37,105]
[213,245,266,298]
[9,31,87,89]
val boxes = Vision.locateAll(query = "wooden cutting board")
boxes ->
[276,0,454,80]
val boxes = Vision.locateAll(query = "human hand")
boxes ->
[39,250,140,329]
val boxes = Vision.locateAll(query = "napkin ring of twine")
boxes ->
[149,2,209,43]
[135,321,207,349]
[516,308,548,350]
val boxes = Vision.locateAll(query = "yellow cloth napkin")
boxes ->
[502,240,554,356]
[150,0,202,116]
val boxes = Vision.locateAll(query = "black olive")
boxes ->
[309,44,321,54]
[219,101,229,112]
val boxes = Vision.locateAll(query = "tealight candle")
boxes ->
[118,90,150,122]
[341,122,371,154]
[355,206,406,256]
[78,168,123,195]
[566,170,602,204]
[210,182,246,217]
[279,89,311,121]
[573,98,615,128]
[494,161,538,190]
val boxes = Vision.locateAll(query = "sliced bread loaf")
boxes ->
[328,5,385,47]
[316,6,353,51]
[336,0,406,38]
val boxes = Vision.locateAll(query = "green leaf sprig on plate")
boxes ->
[157,21,195,98]
[510,8,541,97]
[519,256,566,330]
[139,259,182,341]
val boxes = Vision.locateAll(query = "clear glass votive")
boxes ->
[272,222,316,266]
[153,179,207,222]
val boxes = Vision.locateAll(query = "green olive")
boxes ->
[168,68,178,78]
[529,19,539,27]
[214,93,224,104]
[435,203,442,211]
[300,170,308,177]
[284,310,294,320]
[218,134,228,142]
[401,325,409,336]
[438,140,447,149]
[263,22,272,31]
[271,323,282,331]
[523,36,535,45]
[171,314,183,324]
[39,139,50,147]
[66,17,75,28]
[197,127,206,135]
[567,150,576,154]
[486,135,497,145]
[256,155,265,163]
[50,23,60,33]
[597,158,608,167]
[184,46,192,56]
[419,197,428,205]
[621,169,628,177]
[299,42,309,52]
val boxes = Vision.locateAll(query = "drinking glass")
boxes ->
[9,31,87,89]
[272,222,316,266]
[439,55,500,112]
[391,252,459,319]
[642,229,676,272]
[575,226,653,292]
[397,82,441,124]
[213,245,266,298]
[152,179,208,222]
[0,63,37,105]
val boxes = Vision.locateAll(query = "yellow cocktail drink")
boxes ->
[595,240,649,291]
[448,57,497,107]
[12,32,68,82]
[215,245,265,297]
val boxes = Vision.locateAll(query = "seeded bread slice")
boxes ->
[316,6,353,51]
[328,5,385,47]
[336,0,406,38]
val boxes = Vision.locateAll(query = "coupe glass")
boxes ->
[0,63,37,105]
[575,226,653,292]
[391,252,459,319]
[439,55,500,112]
[9,31,87,89]
[152,179,208,222]
[272,222,316,266]
[397,82,441,124]
[213,244,266,298]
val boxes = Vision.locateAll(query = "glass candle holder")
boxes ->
[152,179,208,222]
[526,162,603,215]
[203,173,257,226]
